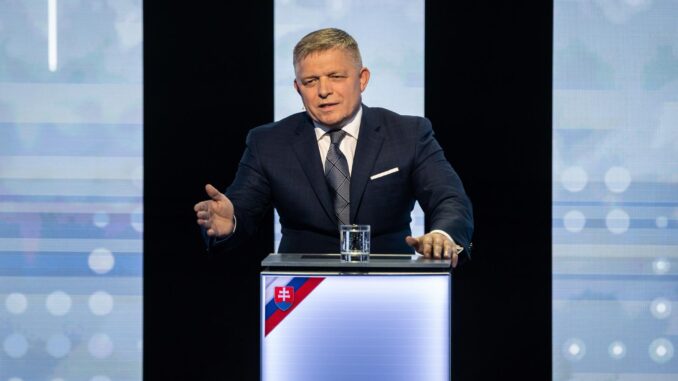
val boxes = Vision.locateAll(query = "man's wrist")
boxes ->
[214,215,237,243]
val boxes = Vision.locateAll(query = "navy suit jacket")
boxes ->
[212,105,473,258]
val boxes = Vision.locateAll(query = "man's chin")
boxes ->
[322,120,343,129]
[312,115,344,129]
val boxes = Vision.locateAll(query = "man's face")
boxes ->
[294,48,370,128]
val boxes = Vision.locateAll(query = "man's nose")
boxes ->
[318,77,332,98]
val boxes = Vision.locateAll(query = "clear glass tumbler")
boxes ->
[340,224,370,262]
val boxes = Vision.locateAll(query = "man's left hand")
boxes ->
[405,232,460,267]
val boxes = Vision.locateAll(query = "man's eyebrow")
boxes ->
[299,75,318,81]
[299,71,347,80]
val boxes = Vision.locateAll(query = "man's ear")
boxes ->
[293,79,301,95]
[359,67,371,92]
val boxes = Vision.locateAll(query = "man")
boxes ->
[194,28,473,267]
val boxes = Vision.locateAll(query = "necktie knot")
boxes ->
[328,129,346,145]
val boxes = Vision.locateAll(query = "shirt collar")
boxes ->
[313,106,362,141]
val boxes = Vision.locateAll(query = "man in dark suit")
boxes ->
[194,28,473,266]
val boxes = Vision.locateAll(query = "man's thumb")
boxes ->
[205,184,225,201]
[405,236,419,248]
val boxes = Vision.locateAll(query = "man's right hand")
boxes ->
[194,184,235,238]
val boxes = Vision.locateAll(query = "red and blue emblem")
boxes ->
[265,277,325,336]
[274,286,295,311]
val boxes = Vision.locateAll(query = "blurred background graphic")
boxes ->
[553,1,678,379]
[0,1,142,380]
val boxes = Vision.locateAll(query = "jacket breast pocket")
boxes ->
[367,167,405,195]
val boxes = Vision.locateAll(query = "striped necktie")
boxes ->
[325,130,350,225]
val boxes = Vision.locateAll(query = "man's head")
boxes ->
[293,28,370,129]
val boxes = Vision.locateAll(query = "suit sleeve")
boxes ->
[207,129,273,252]
[411,117,474,261]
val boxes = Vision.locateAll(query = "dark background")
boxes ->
[144,1,552,380]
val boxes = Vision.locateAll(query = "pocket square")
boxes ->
[370,167,399,180]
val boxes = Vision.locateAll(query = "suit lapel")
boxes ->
[350,106,384,223]
[292,116,336,225]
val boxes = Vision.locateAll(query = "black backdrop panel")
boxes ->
[144,2,273,379]
[426,2,552,380]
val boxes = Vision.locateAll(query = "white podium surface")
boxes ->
[261,254,451,381]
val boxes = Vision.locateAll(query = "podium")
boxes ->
[261,253,452,381]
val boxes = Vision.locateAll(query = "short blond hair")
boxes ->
[293,28,363,69]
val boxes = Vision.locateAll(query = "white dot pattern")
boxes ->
[89,291,114,316]
[46,291,72,316]
[46,334,71,358]
[88,333,114,359]
[564,210,586,232]
[604,166,631,193]
[3,333,29,358]
[650,298,671,319]
[652,259,670,274]
[606,209,630,234]
[649,338,674,363]
[5,293,28,315]
[561,166,588,192]
[88,248,115,274]
[563,338,586,361]
[608,341,626,359]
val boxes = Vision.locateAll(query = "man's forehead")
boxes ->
[294,48,358,73]
[299,46,349,60]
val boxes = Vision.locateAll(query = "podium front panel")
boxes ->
[261,272,451,381]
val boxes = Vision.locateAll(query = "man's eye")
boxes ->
[304,79,316,86]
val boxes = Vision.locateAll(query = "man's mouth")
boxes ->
[319,103,338,109]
